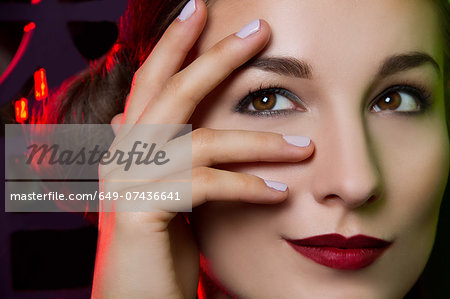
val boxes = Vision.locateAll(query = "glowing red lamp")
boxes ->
[34,68,48,100]
[15,98,28,123]
[23,22,36,33]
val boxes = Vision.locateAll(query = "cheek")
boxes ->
[189,89,449,297]
[369,113,449,225]
[368,112,449,294]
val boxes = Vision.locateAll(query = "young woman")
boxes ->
[51,0,449,298]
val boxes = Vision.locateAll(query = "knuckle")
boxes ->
[263,131,279,142]
[237,174,255,191]
[131,67,163,98]
[132,67,145,84]
[132,67,158,89]
[209,39,237,72]
[111,113,124,124]
[164,74,184,94]
[162,74,195,105]
[100,171,120,192]
[250,132,282,154]
[210,40,228,58]
[256,132,273,147]
[193,166,214,186]
[193,128,216,148]
[98,158,116,179]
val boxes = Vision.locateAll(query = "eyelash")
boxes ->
[369,83,432,116]
[234,84,305,117]
[234,82,433,117]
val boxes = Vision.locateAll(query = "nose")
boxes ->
[311,110,382,209]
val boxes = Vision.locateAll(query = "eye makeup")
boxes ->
[233,84,308,117]
[368,81,434,116]
[233,80,434,118]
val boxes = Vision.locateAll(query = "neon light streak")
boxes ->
[23,22,36,33]
[15,98,28,123]
[34,68,48,100]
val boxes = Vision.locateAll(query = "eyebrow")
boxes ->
[244,56,313,79]
[377,52,441,78]
[243,52,440,79]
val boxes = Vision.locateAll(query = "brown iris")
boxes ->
[252,94,276,110]
[376,91,401,110]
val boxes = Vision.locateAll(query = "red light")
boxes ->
[15,98,28,123]
[31,0,41,4]
[24,22,36,33]
[34,68,48,100]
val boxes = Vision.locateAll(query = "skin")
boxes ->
[91,0,449,298]
[190,0,449,298]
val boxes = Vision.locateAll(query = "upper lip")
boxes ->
[286,233,392,249]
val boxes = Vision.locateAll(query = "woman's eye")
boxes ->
[235,88,305,116]
[248,93,294,111]
[371,86,431,114]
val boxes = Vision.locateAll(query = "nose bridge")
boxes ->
[312,107,382,209]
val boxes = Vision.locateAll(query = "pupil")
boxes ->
[378,92,401,110]
[252,94,276,110]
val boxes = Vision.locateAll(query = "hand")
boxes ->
[91,1,314,298]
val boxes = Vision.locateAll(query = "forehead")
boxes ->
[198,0,443,74]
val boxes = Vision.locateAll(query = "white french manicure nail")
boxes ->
[178,0,196,21]
[235,19,260,39]
[264,180,288,192]
[283,135,311,147]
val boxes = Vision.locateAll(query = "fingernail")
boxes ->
[264,180,288,192]
[235,19,260,39]
[283,135,311,147]
[178,0,196,21]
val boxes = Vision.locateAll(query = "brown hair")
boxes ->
[38,0,192,125]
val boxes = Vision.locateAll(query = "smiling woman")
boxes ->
[44,0,449,298]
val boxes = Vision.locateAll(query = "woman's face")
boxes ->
[188,0,449,297]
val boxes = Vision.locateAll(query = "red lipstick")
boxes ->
[285,234,392,270]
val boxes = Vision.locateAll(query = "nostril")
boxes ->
[323,194,339,201]
[321,192,378,208]
[367,194,378,204]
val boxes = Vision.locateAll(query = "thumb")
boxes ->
[110,113,124,136]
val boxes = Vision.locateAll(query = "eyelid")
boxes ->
[234,82,433,118]
[369,84,433,114]
[234,86,308,113]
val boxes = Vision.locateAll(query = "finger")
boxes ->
[191,129,313,167]
[138,19,271,124]
[104,166,288,213]
[123,0,208,125]
[192,166,287,205]
[160,128,313,168]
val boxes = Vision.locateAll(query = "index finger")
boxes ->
[123,0,208,125]
[137,19,271,125]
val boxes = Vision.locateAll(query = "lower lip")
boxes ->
[286,242,389,270]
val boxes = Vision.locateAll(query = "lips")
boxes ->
[285,234,392,270]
